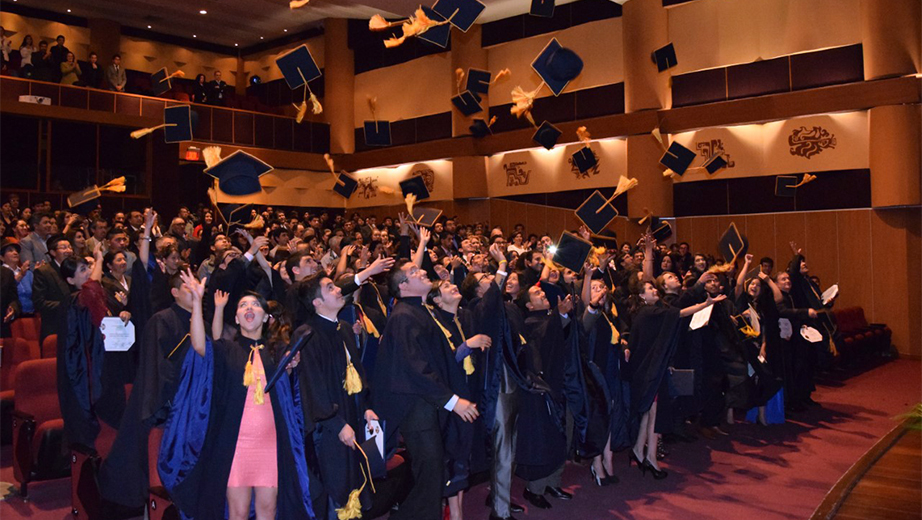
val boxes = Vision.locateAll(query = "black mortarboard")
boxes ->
[333,171,358,199]
[532,120,562,150]
[591,229,618,249]
[704,154,728,174]
[469,118,493,138]
[204,150,272,196]
[418,6,451,48]
[572,146,597,174]
[359,437,386,479]
[648,216,673,242]
[775,176,798,197]
[530,0,555,17]
[67,177,126,215]
[363,120,392,147]
[400,175,431,201]
[466,69,491,97]
[164,105,193,143]
[276,44,322,90]
[411,207,442,227]
[532,38,583,96]
[652,43,677,72]
[660,141,696,175]
[150,68,173,97]
[718,222,748,264]
[451,90,483,116]
[575,190,619,235]
[216,203,251,226]
[552,231,592,273]
[432,0,485,32]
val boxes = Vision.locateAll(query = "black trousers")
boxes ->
[393,400,444,520]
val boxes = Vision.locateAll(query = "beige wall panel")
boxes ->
[525,203,548,236]
[870,207,922,356]
[1,13,91,56]
[486,18,623,106]
[353,53,452,127]
[243,36,324,84]
[773,212,805,265]
[743,213,776,265]
[690,216,720,255]
[119,36,239,83]
[803,210,839,288]
[834,210,874,318]
[490,199,510,234]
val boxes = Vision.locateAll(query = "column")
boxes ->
[861,0,922,80]
[323,18,356,154]
[626,134,673,218]
[869,104,921,207]
[621,0,670,112]
[450,24,488,136]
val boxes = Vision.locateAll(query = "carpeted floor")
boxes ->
[2,359,919,520]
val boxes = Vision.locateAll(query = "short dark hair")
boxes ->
[285,251,306,281]
[459,272,480,302]
[46,234,70,252]
[760,257,774,266]
[102,250,126,273]
[387,259,412,298]
[89,51,97,58]
[112,53,121,59]
[60,256,88,281]
[56,35,64,40]
[289,275,324,324]
[106,228,127,240]
[30,211,51,227]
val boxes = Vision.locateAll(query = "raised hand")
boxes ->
[706,293,727,305]
[744,253,754,264]
[558,294,574,315]
[214,289,229,308]
[419,226,431,245]
[578,225,591,242]
[179,268,206,302]
[488,242,507,264]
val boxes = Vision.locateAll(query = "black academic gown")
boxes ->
[708,298,750,409]
[579,304,630,457]
[165,336,314,520]
[299,314,372,509]
[98,303,191,507]
[627,303,682,418]
[515,309,586,482]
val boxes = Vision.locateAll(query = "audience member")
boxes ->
[81,51,102,88]
[193,73,208,103]
[60,51,81,85]
[18,34,36,78]
[49,34,69,81]
[107,53,126,92]
[207,70,227,106]
[31,40,55,82]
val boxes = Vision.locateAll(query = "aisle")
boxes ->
[2,359,919,520]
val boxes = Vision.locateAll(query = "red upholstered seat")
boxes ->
[41,334,57,359]
[11,315,41,342]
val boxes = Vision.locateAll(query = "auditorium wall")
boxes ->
[0,12,90,56]
[117,36,239,84]
[242,36,325,85]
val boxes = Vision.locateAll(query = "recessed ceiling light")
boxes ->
[283,29,288,32]
[234,43,238,47]
[260,36,264,40]
[193,34,197,38]
[147,25,152,29]
[67,8,72,12]
[199,9,207,14]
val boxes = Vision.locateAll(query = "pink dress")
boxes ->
[227,353,278,487]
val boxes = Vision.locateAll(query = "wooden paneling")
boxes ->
[490,199,509,235]
[30,81,59,105]
[527,202,549,235]
[115,94,141,116]
[60,86,88,109]
[689,216,720,255]
[88,89,115,112]
[211,109,234,143]
[835,210,874,322]
[141,98,165,120]
[233,112,255,146]
[773,213,806,265]
[804,211,840,288]
[743,213,777,265]
[870,208,922,356]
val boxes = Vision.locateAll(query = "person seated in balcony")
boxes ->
[19,35,37,79]
[106,53,126,92]
[207,70,227,106]
[81,52,102,88]
[60,51,82,85]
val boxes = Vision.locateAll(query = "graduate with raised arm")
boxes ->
[158,270,314,520]
[295,274,379,520]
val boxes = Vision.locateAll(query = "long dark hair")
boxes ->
[234,291,287,360]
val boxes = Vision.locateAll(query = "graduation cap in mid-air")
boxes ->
[533,120,562,150]
[410,207,443,228]
[332,171,359,199]
[660,141,697,176]
[572,146,598,174]
[575,190,619,235]
[704,154,728,174]
[469,116,495,138]
[204,150,273,196]
[275,44,322,90]
[552,231,593,273]
[652,43,678,72]
[418,6,451,48]
[775,173,817,197]
[399,175,431,201]
[431,0,486,32]
[532,38,583,96]
[645,215,673,242]
[718,222,749,264]
[67,177,127,215]
[150,68,185,97]
[130,105,194,143]
[451,90,483,116]
[530,0,555,17]
[363,120,392,147]
[466,69,491,96]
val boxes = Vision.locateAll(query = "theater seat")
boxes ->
[41,334,57,359]
[833,306,892,365]
[12,359,70,497]
[11,316,41,359]
[1,338,42,445]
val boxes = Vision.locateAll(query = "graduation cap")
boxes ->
[130,105,194,143]
[530,0,555,17]
[399,175,431,201]
[150,68,184,97]
[532,120,562,150]
[704,154,728,174]
[450,90,483,116]
[275,44,322,90]
[718,222,748,264]
[466,69,491,97]
[648,216,673,242]
[591,229,618,250]
[660,141,696,176]
[418,6,451,48]
[775,175,798,197]
[67,177,127,215]
[432,0,486,32]
[469,116,495,138]
[216,203,252,227]
[575,190,619,235]
[411,207,443,227]
[532,38,583,96]
[358,437,386,479]
[572,146,598,174]
[363,120,392,147]
[204,150,272,196]
[333,171,359,199]
[652,43,677,72]
[552,231,593,273]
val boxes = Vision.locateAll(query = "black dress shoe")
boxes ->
[545,486,573,500]
[510,502,524,513]
[523,489,552,509]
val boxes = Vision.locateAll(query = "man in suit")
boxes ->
[19,212,53,268]
[32,234,74,343]
[106,54,126,92]
[0,247,20,338]
[206,70,226,106]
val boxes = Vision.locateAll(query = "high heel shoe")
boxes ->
[590,466,606,486]
[643,459,668,480]
[628,450,646,475]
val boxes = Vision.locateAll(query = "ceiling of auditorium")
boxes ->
[19,0,583,51]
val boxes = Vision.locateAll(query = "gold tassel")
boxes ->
[463,356,474,376]
[576,126,591,143]
[588,246,607,267]
[379,186,395,195]
[344,362,363,395]
[707,262,735,274]
[355,303,381,338]
[254,378,265,405]
[405,193,417,218]
[243,344,266,405]
[739,325,759,338]
[519,334,528,345]
[99,177,127,194]
[290,0,310,8]
[793,173,817,188]
[613,175,638,198]
[369,14,403,31]
[309,92,323,115]
[510,85,540,127]
[131,124,169,139]
[203,146,223,168]
[455,68,465,93]
[335,439,377,519]
[294,101,308,124]
[168,70,185,80]
[244,214,265,230]
[603,314,620,344]
[492,68,511,84]
[244,355,255,387]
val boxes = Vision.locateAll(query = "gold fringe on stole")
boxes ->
[243,344,266,405]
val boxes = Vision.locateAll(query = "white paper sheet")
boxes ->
[747,304,760,335]
[800,325,823,343]
[366,419,384,459]
[821,284,839,305]
[689,304,714,331]
[779,318,793,340]
[100,317,135,352]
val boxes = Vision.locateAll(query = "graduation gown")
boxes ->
[708,298,751,409]
[98,303,191,507]
[579,304,630,457]
[160,337,314,520]
[515,309,586,482]
[627,303,682,417]
[299,315,372,509]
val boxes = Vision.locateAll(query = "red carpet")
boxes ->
[2,359,919,520]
